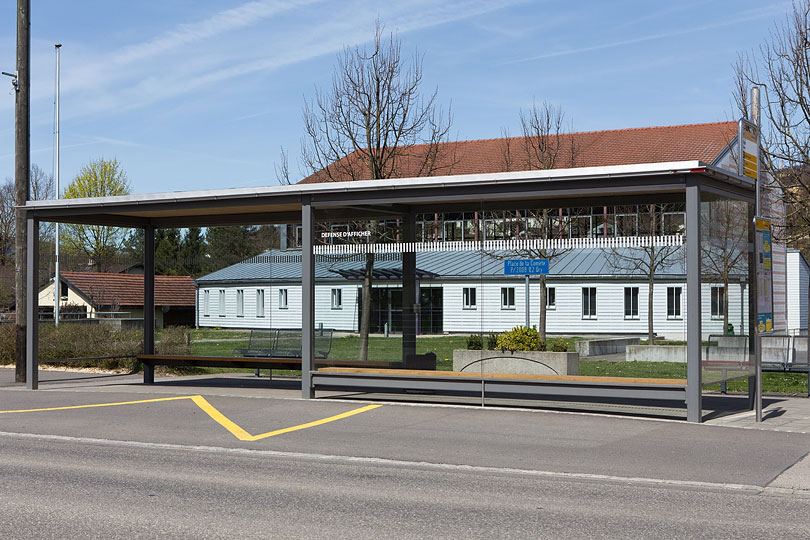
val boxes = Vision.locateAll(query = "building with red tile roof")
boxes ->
[299,121,738,183]
[38,272,195,328]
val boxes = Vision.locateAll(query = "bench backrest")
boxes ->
[247,329,278,351]
[250,328,333,359]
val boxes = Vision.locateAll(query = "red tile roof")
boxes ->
[61,272,195,308]
[299,121,737,183]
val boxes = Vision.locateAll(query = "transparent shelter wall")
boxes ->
[35,224,148,370]
[699,193,755,385]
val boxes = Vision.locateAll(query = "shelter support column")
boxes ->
[25,216,38,390]
[302,198,315,399]
[402,211,417,365]
[143,225,155,384]
[686,182,702,422]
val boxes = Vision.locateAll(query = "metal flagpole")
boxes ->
[54,43,61,326]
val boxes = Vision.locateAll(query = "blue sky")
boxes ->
[0,0,793,195]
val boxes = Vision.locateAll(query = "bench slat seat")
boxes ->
[313,367,688,404]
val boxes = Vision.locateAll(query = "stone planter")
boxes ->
[452,349,579,376]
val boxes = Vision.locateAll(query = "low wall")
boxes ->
[626,345,694,363]
[575,337,640,356]
[452,349,579,376]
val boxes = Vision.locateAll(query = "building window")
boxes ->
[501,287,515,310]
[218,290,226,317]
[279,288,288,310]
[256,289,265,318]
[331,288,342,310]
[463,287,477,309]
[546,287,556,309]
[667,287,682,319]
[624,287,639,319]
[582,287,597,319]
[203,290,210,317]
[711,286,725,319]
[236,289,244,317]
[60,282,69,299]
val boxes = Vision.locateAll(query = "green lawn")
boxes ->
[183,331,809,394]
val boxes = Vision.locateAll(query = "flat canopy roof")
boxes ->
[21,161,755,228]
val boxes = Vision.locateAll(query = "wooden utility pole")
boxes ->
[14,0,30,383]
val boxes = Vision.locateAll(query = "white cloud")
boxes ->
[504,4,790,64]
[44,0,520,123]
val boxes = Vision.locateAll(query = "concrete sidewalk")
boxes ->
[3,365,810,431]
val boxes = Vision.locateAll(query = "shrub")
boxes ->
[0,323,14,365]
[0,322,192,372]
[156,326,191,355]
[466,334,483,350]
[486,333,499,350]
[496,326,541,352]
[546,337,570,352]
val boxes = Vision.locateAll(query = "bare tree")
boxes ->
[493,101,579,340]
[736,0,810,334]
[300,21,451,361]
[0,164,54,271]
[275,146,291,186]
[701,200,750,333]
[604,204,682,344]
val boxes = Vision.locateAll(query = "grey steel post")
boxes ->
[685,181,702,422]
[301,199,315,398]
[25,216,38,390]
[143,225,155,384]
[747,206,758,412]
[402,211,417,365]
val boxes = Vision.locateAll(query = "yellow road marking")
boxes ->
[190,395,254,441]
[0,395,191,414]
[0,394,382,442]
[247,404,381,441]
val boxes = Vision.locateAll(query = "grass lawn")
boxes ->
[580,360,809,394]
[182,330,808,394]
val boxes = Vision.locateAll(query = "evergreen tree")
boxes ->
[155,228,182,275]
[205,226,256,271]
[180,227,205,276]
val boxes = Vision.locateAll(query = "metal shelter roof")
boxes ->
[21,161,755,227]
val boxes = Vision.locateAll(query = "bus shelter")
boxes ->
[21,161,759,422]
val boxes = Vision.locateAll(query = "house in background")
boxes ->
[787,250,810,334]
[195,246,749,341]
[38,271,196,328]
[194,121,804,338]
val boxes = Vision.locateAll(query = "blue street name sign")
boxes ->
[504,259,549,275]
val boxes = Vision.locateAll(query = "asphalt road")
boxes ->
[1,433,809,540]
[1,370,810,538]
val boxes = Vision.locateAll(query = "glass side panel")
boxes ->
[699,194,755,386]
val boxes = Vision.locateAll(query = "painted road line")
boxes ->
[191,395,381,441]
[0,395,192,414]
[0,394,383,442]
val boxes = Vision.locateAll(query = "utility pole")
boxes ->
[14,0,30,383]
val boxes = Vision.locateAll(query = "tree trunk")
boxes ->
[357,252,374,362]
[723,278,730,334]
[538,274,547,341]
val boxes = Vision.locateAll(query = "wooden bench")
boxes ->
[136,354,398,384]
[313,367,688,403]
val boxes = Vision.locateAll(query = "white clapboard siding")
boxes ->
[198,278,749,339]
[786,251,809,332]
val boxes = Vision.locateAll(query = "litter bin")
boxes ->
[727,323,734,336]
